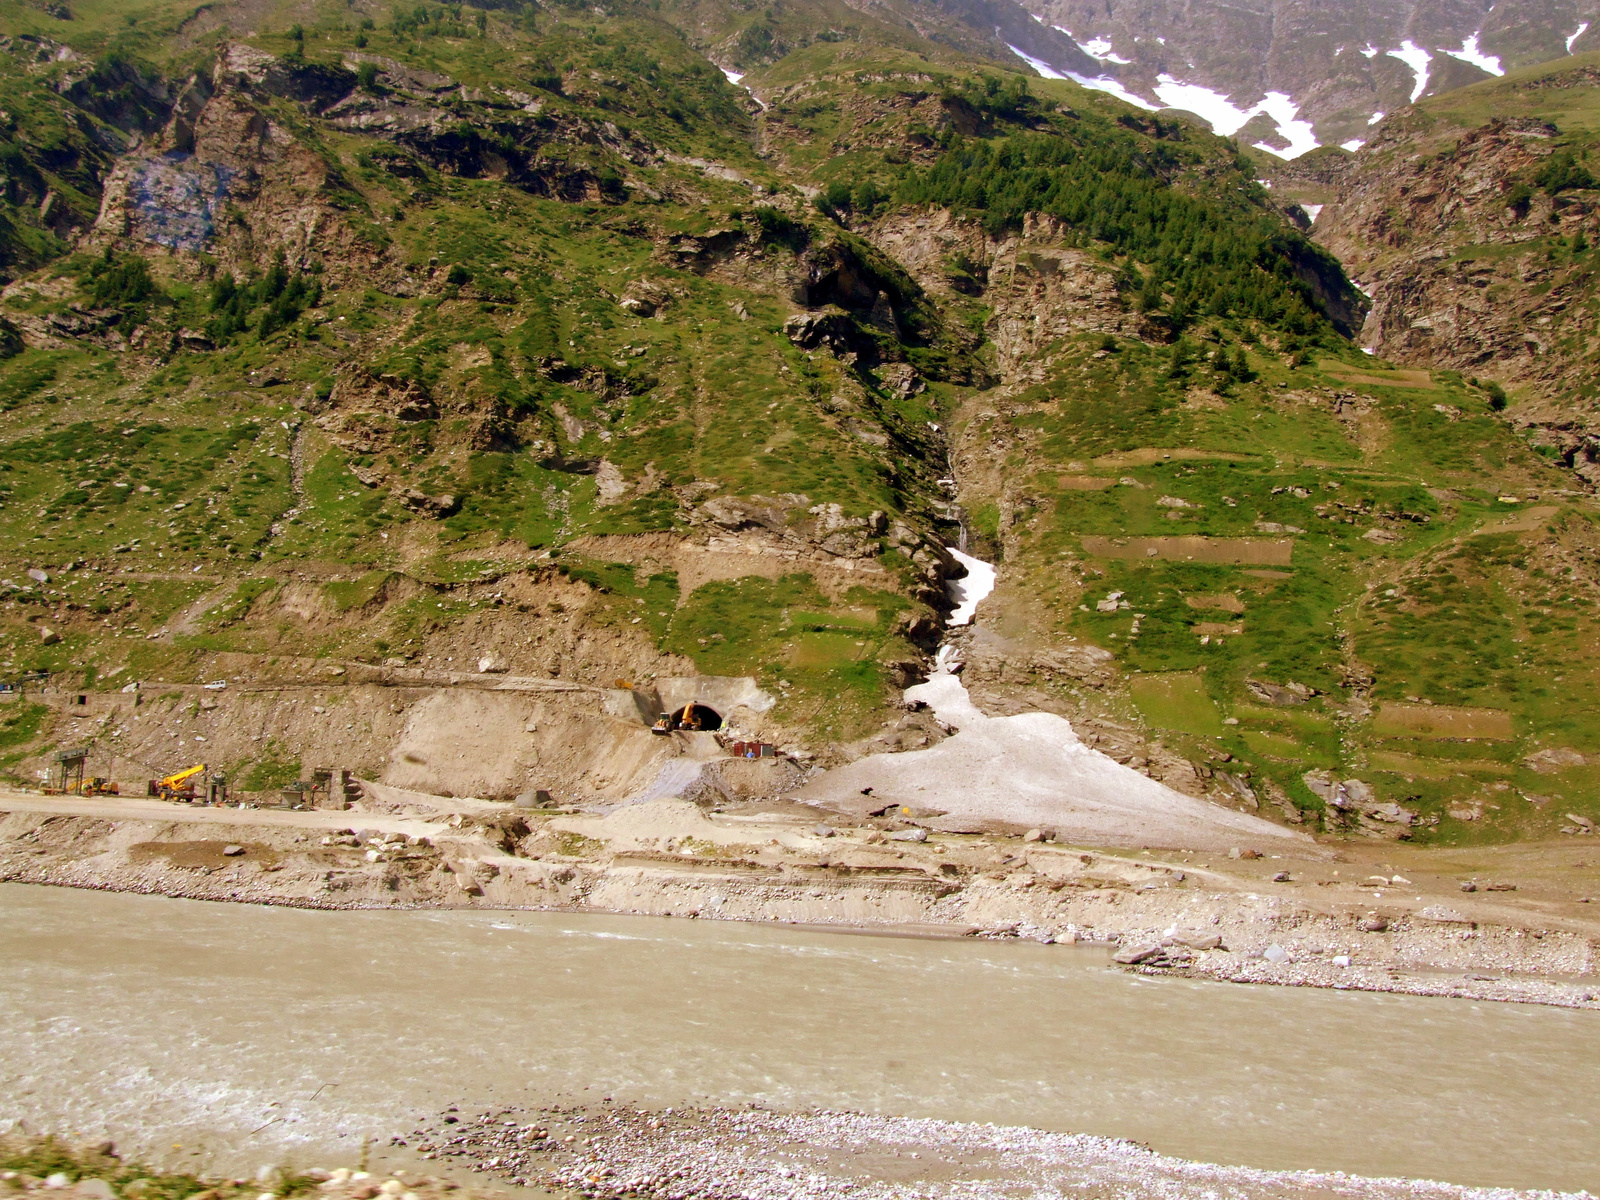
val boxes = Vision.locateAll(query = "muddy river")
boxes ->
[1,885,1594,1192]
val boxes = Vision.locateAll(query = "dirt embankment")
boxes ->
[2,790,1597,1009]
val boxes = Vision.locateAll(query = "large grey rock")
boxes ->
[887,827,927,842]
[1342,779,1375,805]
[1113,943,1165,965]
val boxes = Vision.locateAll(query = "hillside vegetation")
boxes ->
[0,0,1587,844]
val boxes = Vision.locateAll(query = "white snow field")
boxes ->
[798,551,1309,851]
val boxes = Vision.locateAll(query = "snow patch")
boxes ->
[1006,43,1069,80]
[1368,110,1385,125]
[1360,43,1380,58]
[1302,203,1324,222]
[1443,33,1503,76]
[1151,77,1319,159]
[1069,31,1131,64]
[798,650,1309,849]
[1340,138,1365,151]
[719,66,766,109]
[1569,21,1590,51]
[1250,91,1320,158]
[1388,41,1432,103]
[1043,46,1162,111]
[1067,72,1159,109]
[945,547,997,626]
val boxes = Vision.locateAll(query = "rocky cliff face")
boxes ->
[1011,0,1599,156]
[1304,64,1600,483]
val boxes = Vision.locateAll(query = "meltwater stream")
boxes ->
[1,886,1596,1192]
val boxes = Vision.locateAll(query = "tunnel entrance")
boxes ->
[651,702,724,734]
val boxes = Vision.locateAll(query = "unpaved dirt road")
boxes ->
[0,790,447,836]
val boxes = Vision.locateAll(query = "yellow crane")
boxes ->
[154,763,207,800]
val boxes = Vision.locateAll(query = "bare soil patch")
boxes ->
[1319,362,1441,390]
[1372,704,1515,740]
[1368,751,1515,778]
[128,839,279,869]
[1477,504,1561,534]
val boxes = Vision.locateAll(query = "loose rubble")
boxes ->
[395,1103,1587,1200]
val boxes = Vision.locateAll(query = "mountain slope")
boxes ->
[996,0,1600,160]
[1302,53,1600,482]
[0,0,1588,847]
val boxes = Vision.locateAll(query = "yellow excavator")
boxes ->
[651,703,719,735]
[152,763,207,801]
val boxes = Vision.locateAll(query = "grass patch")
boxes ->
[237,744,301,792]
[1128,673,1224,735]
[324,570,396,613]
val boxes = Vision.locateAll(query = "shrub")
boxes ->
[206,255,322,343]
[82,248,159,314]
[1504,181,1533,217]
[754,206,809,250]
[1534,150,1596,195]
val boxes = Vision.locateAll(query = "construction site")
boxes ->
[5,660,799,816]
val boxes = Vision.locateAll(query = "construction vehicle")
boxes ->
[650,703,722,734]
[74,776,119,796]
[149,763,207,801]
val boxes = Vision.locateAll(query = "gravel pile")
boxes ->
[403,1104,1581,1200]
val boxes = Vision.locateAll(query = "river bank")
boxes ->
[7,1108,1592,1200]
[402,1102,1595,1200]
[1,790,1598,1009]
